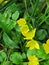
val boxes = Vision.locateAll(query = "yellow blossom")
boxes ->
[43,39,49,54]
[17,18,26,27]
[46,39,49,45]
[0,0,4,3]
[20,25,29,36]
[28,55,39,65]
[17,18,36,40]
[24,28,36,40]
[26,39,40,50]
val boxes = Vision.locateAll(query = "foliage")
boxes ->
[0,0,49,65]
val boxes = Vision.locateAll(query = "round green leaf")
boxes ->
[36,29,47,40]
[10,52,23,64]
[0,51,7,62]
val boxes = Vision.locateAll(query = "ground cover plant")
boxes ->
[0,0,49,65]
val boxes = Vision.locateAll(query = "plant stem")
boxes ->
[39,15,49,26]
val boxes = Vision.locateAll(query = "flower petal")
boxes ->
[20,25,29,36]
[17,18,26,27]
[26,39,40,50]
[28,56,39,65]
[24,28,36,40]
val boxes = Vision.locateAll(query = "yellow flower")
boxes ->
[24,28,36,40]
[17,18,36,40]
[43,39,49,54]
[26,39,40,50]
[0,0,4,3]
[46,39,49,46]
[20,25,29,36]
[28,55,39,65]
[17,18,26,27]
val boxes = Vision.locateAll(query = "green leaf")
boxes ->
[12,11,19,20]
[0,13,16,33]
[10,31,21,45]
[22,53,26,59]
[36,49,46,59]
[0,51,7,62]
[3,32,19,48]
[40,60,49,65]
[27,45,47,59]
[10,52,23,64]
[45,17,49,25]
[36,44,47,59]
[22,62,27,65]
[24,11,30,21]
[5,3,17,13]
[44,60,49,65]
[45,7,49,14]
[27,49,37,57]
[5,19,16,32]
[15,24,20,32]
[1,61,12,65]
[36,29,47,40]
